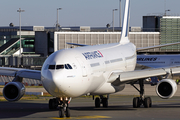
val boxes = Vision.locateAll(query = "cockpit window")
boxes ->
[48,64,73,70]
[67,64,73,69]
[56,65,64,69]
[65,64,69,69]
[65,64,73,69]
[48,65,55,69]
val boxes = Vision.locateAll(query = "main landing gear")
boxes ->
[49,98,71,118]
[94,95,109,108]
[131,79,152,108]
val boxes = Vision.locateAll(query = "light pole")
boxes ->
[56,8,62,31]
[119,0,121,27]
[17,8,25,57]
[165,9,170,16]
[112,9,118,32]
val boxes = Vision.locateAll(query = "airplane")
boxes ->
[1,0,180,118]
[137,54,180,68]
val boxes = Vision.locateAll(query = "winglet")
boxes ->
[120,0,130,44]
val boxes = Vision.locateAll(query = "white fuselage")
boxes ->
[41,42,136,98]
[137,54,180,68]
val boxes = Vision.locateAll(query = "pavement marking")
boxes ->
[51,115,111,119]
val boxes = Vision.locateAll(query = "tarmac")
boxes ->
[0,95,180,120]
[0,84,180,119]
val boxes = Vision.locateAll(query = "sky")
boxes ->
[0,0,180,27]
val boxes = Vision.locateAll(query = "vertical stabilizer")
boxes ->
[120,0,130,44]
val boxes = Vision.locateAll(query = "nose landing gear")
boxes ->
[59,102,70,118]
[58,98,71,118]
[49,97,71,118]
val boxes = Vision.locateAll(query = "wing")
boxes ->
[66,42,89,47]
[0,67,41,80]
[137,42,180,51]
[107,67,180,84]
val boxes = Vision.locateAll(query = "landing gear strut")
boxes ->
[94,95,109,108]
[131,79,152,108]
[49,98,71,118]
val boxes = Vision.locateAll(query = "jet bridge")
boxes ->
[0,38,23,55]
[0,38,35,55]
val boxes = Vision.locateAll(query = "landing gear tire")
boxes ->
[66,108,70,117]
[59,107,64,118]
[102,98,108,107]
[95,97,100,108]
[102,98,108,108]
[133,97,140,108]
[49,98,57,109]
[59,107,70,118]
[144,97,152,108]
[131,80,152,108]
[148,97,152,107]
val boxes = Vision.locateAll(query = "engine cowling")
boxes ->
[3,82,25,101]
[156,79,177,99]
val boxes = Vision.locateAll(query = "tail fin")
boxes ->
[119,0,130,44]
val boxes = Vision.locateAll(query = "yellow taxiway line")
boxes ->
[51,115,111,119]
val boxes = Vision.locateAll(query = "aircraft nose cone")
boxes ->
[41,70,65,95]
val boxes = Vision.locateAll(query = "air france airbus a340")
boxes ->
[1,0,180,118]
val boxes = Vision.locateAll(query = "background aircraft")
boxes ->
[137,54,180,68]
[1,0,180,118]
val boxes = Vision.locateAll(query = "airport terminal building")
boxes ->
[0,15,180,67]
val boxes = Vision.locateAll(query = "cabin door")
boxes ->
[76,57,87,77]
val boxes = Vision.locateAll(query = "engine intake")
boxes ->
[156,79,177,99]
[3,82,25,101]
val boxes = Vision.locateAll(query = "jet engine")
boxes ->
[3,82,25,101]
[156,79,177,99]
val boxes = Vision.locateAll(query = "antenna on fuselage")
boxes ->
[119,0,130,44]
